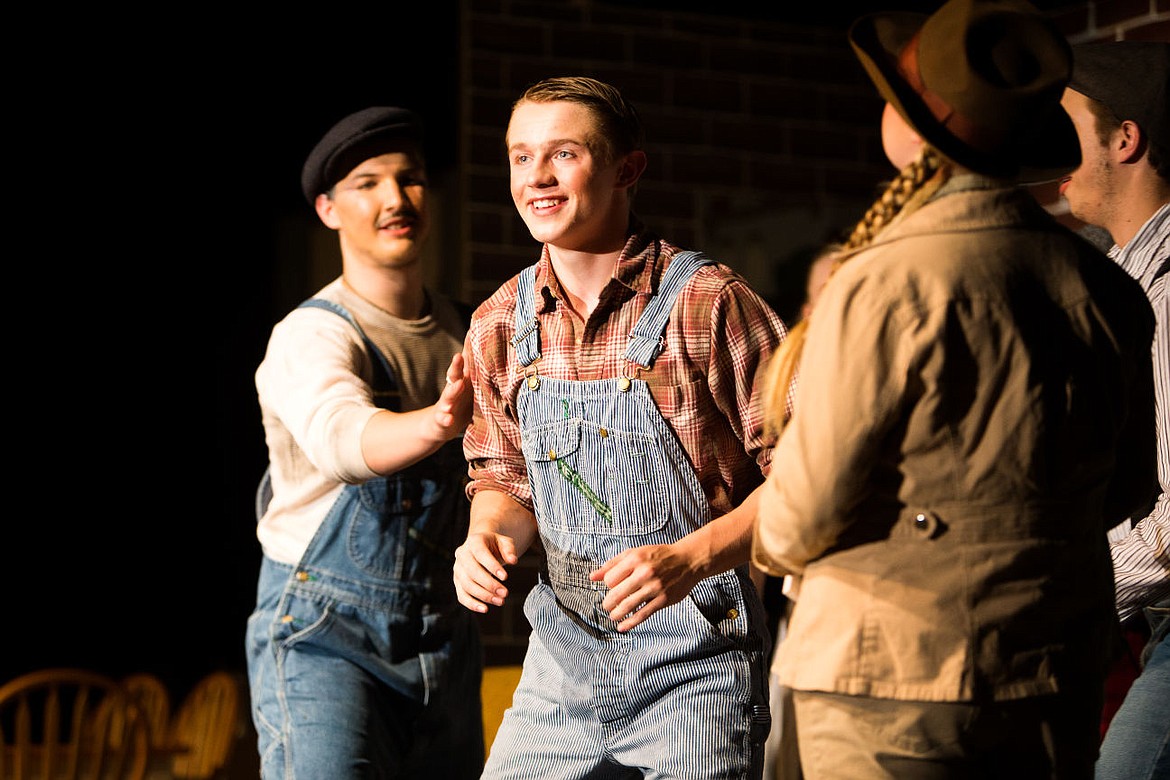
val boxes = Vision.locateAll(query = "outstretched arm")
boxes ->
[360,351,473,474]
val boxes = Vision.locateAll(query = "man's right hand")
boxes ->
[453,532,520,612]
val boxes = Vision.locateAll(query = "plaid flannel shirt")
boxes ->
[463,229,787,519]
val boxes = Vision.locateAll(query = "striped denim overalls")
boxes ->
[246,298,483,780]
[483,252,771,779]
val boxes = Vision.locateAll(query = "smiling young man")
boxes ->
[247,107,483,779]
[451,76,788,779]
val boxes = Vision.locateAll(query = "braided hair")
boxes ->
[761,147,952,438]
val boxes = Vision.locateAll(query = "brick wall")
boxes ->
[457,0,1168,666]
[458,0,898,320]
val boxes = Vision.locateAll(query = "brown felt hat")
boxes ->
[300,107,425,204]
[849,0,1080,183]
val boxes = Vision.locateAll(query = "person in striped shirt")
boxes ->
[452,76,788,779]
[1060,41,1170,780]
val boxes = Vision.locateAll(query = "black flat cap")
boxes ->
[1069,42,1168,165]
[300,106,425,204]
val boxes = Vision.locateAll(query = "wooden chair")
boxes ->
[118,674,171,751]
[166,671,243,780]
[0,667,150,780]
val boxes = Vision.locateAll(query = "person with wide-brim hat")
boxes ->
[849,0,1082,183]
[752,0,1160,777]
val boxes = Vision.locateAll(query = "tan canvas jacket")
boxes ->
[753,175,1159,702]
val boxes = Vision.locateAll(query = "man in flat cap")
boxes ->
[246,106,484,779]
[1059,41,1170,780]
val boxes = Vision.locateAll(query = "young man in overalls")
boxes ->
[248,106,483,779]
[453,76,789,779]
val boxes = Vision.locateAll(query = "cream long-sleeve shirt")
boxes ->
[254,278,467,564]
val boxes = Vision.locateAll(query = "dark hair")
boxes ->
[1086,95,1169,182]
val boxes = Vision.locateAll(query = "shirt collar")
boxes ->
[531,220,665,312]
[1108,202,1169,288]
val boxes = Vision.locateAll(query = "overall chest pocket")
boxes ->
[522,418,671,536]
[350,471,464,581]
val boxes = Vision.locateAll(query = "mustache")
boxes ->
[377,208,420,227]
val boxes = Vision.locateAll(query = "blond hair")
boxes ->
[762,148,951,437]
[512,76,644,166]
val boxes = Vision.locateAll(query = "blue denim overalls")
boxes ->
[483,252,771,780]
[246,298,483,780]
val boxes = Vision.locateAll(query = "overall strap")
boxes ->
[511,264,541,367]
[298,298,402,412]
[624,250,714,368]
[257,297,406,522]
[510,253,715,370]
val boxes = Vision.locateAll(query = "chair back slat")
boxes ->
[0,668,150,780]
[169,671,243,780]
[118,675,170,750]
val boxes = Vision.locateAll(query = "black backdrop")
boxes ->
[8,10,462,699]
